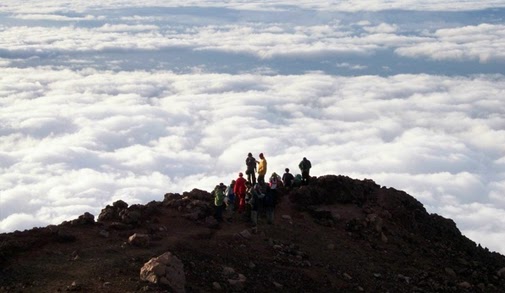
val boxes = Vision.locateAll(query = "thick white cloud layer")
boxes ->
[1,21,504,63]
[1,0,505,255]
[1,68,504,252]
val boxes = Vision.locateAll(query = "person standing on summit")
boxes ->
[245,153,257,185]
[257,153,267,185]
[234,172,247,213]
[299,157,312,185]
[282,168,295,188]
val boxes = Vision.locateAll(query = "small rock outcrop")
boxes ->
[163,188,214,221]
[140,252,186,293]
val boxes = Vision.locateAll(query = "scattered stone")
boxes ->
[273,281,283,289]
[248,262,256,269]
[228,274,247,291]
[331,211,341,221]
[445,267,457,278]
[212,282,222,290]
[381,232,388,243]
[327,243,335,250]
[358,286,364,292]
[238,229,252,240]
[457,281,472,289]
[397,274,410,284]
[140,252,186,293]
[98,230,110,238]
[343,273,353,280]
[222,266,235,276]
[128,233,150,247]
[497,267,505,278]
[281,215,292,221]
[66,281,82,291]
[477,283,486,291]
[366,213,378,222]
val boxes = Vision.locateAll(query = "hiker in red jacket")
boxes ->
[233,172,247,213]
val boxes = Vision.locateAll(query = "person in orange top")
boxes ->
[233,172,247,213]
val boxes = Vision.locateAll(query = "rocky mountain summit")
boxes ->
[1,175,505,292]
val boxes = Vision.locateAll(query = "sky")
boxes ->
[1,0,504,253]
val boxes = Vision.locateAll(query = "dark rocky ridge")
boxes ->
[1,175,504,292]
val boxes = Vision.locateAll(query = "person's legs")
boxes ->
[215,205,223,222]
[258,174,264,185]
[251,210,258,226]
[302,171,309,185]
[227,201,235,221]
[238,193,245,213]
[266,207,274,224]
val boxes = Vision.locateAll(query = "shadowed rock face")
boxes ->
[1,175,504,292]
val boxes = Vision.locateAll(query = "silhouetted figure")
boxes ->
[298,157,312,185]
[282,168,294,188]
[225,180,236,221]
[213,183,226,222]
[245,153,257,185]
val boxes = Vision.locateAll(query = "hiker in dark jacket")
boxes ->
[246,181,266,227]
[264,184,276,224]
[245,153,257,185]
[213,183,226,222]
[298,157,312,185]
[225,180,236,221]
[282,168,295,188]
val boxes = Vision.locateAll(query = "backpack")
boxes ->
[270,176,278,189]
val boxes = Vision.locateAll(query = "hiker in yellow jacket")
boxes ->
[257,153,267,185]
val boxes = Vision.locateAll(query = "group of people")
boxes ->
[212,153,312,228]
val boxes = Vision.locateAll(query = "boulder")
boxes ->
[183,189,212,201]
[140,252,186,293]
[72,212,95,225]
[120,209,142,225]
[113,200,128,209]
[228,274,247,291]
[98,200,129,222]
